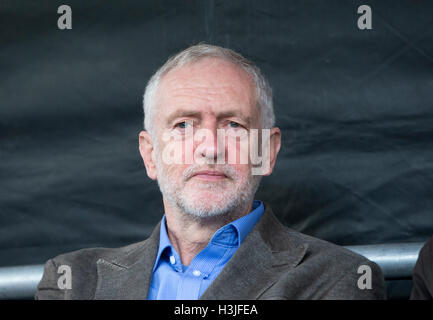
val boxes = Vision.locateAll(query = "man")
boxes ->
[410,236,433,299]
[35,44,386,300]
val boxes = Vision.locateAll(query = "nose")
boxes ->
[194,124,225,165]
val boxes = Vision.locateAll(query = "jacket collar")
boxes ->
[93,204,308,300]
[94,221,161,300]
[200,204,308,299]
[152,200,265,273]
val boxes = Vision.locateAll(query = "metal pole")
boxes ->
[0,264,44,300]
[0,242,425,299]
[346,242,423,279]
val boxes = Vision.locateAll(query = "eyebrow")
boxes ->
[165,110,252,126]
[165,110,202,125]
[216,111,252,126]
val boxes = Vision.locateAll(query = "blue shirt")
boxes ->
[148,200,265,300]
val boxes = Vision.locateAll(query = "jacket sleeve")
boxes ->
[410,237,433,300]
[324,260,387,300]
[35,258,67,300]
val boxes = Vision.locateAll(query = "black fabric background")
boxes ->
[1,0,432,270]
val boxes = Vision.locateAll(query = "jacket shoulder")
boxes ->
[288,228,371,266]
[268,223,386,299]
[261,205,371,267]
[35,241,147,300]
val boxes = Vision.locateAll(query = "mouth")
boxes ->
[191,170,228,181]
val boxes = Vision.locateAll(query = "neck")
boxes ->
[163,199,254,266]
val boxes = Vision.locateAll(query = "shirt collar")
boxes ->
[210,200,264,247]
[152,200,265,272]
[152,215,173,272]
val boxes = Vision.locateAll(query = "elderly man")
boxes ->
[35,44,386,300]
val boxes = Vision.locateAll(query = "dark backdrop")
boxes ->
[1,0,432,268]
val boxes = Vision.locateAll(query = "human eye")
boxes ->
[227,121,246,129]
[225,120,248,139]
[174,120,193,130]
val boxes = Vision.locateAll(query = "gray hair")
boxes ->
[143,44,275,136]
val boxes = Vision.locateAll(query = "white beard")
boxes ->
[155,156,261,220]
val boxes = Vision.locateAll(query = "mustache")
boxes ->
[182,165,238,181]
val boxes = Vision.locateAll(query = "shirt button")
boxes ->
[192,270,201,277]
[169,256,176,265]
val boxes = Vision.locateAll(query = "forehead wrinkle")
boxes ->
[159,59,255,102]
[165,81,248,104]
[158,85,253,121]
[154,59,260,129]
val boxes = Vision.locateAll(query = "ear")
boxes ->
[139,130,157,180]
[263,127,281,176]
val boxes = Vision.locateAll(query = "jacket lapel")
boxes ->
[200,206,308,300]
[94,222,161,300]
[93,205,308,300]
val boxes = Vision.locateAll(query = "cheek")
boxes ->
[231,164,251,180]
[157,137,189,166]
[164,164,187,180]
[184,137,195,162]
[225,136,251,165]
